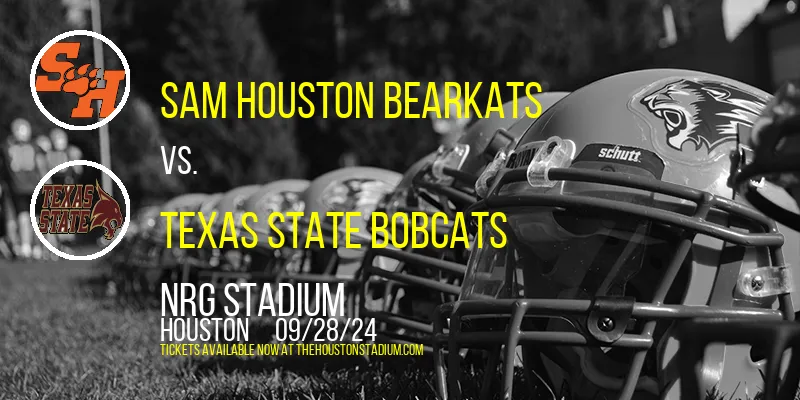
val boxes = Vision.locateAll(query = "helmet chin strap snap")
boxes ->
[475,150,508,198]
[738,266,794,298]
[527,136,576,188]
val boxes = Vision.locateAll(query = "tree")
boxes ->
[159,0,306,192]
[335,56,442,171]
[326,0,615,171]
[0,0,85,136]
[101,0,306,195]
[258,0,343,177]
[106,96,187,204]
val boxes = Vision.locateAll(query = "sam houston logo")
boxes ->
[34,43,125,119]
[38,180,124,240]
[30,30,131,131]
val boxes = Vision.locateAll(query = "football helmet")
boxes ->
[279,167,402,316]
[109,194,205,299]
[682,80,800,400]
[132,193,211,296]
[731,79,800,231]
[200,180,310,317]
[106,204,162,297]
[235,179,309,278]
[432,69,799,400]
[359,93,570,347]
[203,184,264,270]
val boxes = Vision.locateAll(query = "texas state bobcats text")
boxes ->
[159,211,507,249]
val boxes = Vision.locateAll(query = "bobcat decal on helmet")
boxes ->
[321,178,395,214]
[639,78,768,153]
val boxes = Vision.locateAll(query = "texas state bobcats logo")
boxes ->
[637,78,768,155]
[38,180,124,240]
[90,182,125,240]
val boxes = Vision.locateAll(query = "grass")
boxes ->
[0,259,439,400]
[0,258,793,400]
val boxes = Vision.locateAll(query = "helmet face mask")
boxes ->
[277,167,402,304]
[255,187,307,276]
[434,70,798,400]
[460,206,684,303]
[360,94,571,347]
[193,185,269,294]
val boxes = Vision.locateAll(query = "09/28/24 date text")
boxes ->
[275,318,376,342]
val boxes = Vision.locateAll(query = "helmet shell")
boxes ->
[240,179,310,241]
[510,69,771,198]
[389,93,572,215]
[303,166,402,217]
[302,166,401,269]
[198,193,224,216]
[208,185,264,240]
[458,93,570,178]
[463,69,798,400]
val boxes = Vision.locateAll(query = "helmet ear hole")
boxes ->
[749,344,767,363]
[650,255,664,271]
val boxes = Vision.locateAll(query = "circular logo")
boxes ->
[30,160,130,261]
[30,30,131,131]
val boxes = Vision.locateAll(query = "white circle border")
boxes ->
[30,160,130,261]
[29,30,131,131]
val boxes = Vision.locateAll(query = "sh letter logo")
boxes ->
[30,30,130,131]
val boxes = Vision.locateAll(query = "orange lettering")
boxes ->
[72,70,125,118]
[35,42,81,92]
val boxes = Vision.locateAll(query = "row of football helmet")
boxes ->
[106,69,800,400]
